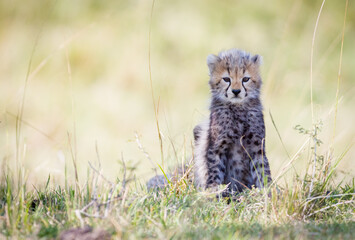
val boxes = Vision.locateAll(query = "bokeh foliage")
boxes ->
[0,0,354,184]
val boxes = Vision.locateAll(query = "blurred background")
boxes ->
[0,0,354,186]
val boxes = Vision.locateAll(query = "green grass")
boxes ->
[1,153,355,239]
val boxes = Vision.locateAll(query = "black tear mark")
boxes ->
[242,82,247,97]
[225,81,231,97]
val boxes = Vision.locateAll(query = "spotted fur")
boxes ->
[194,49,272,194]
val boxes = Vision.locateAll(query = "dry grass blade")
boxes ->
[6,111,56,143]
[310,0,326,123]
[306,200,355,218]
[76,161,121,221]
[148,0,164,170]
[304,0,326,217]
[67,133,79,193]
[135,132,157,175]
[65,49,80,194]
[269,110,291,160]
[88,162,113,186]
[270,138,310,187]
[305,193,355,203]
[332,0,348,143]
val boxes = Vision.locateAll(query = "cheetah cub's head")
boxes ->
[207,49,262,105]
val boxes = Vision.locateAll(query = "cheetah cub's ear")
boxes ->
[207,54,221,74]
[251,54,263,67]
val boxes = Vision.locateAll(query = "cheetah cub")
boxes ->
[194,49,272,194]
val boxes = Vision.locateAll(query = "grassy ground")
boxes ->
[1,151,355,239]
[1,0,355,239]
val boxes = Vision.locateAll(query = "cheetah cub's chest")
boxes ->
[209,105,247,142]
[208,105,257,192]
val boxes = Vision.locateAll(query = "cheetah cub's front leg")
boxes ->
[244,111,272,188]
[205,133,232,189]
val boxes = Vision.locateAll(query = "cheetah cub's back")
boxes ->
[194,49,272,194]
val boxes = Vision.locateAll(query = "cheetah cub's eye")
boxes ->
[242,77,250,83]
[223,77,231,83]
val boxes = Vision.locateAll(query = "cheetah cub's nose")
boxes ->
[232,89,241,97]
